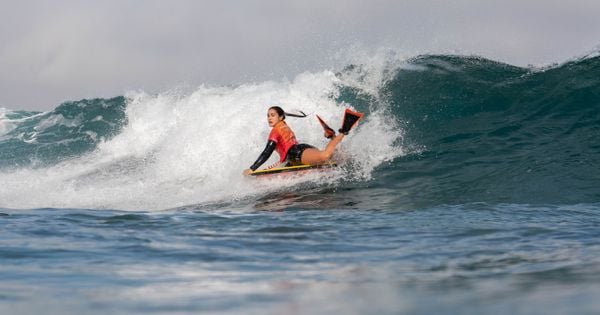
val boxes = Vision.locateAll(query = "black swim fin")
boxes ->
[316,115,336,139]
[338,109,364,135]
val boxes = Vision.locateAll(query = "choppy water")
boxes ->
[1,53,600,314]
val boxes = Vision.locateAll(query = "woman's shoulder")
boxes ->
[269,121,292,137]
[272,121,289,131]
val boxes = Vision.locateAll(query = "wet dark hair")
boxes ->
[268,106,306,120]
[269,106,286,119]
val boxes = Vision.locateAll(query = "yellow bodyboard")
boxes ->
[249,162,337,176]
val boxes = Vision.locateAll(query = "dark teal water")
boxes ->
[1,54,600,314]
[0,97,127,168]
[2,203,600,314]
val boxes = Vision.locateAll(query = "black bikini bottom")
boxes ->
[286,143,315,165]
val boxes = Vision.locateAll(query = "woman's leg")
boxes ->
[300,134,345,164]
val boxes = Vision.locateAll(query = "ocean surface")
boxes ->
[1,54,600,314]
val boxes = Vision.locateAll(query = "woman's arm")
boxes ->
[249,140,276,171]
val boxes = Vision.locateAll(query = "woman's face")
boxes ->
[267,109,283,127]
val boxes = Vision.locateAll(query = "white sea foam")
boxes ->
[0,68,405,210]
[0,109,13,138]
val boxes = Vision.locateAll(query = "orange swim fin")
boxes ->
[316,115,336,139]
[338,109,364,135]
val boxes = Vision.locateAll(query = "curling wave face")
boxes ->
[1,53,600,210]
[374,54,600,207]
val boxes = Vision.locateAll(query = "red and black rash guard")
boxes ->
[249,121,298,171]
